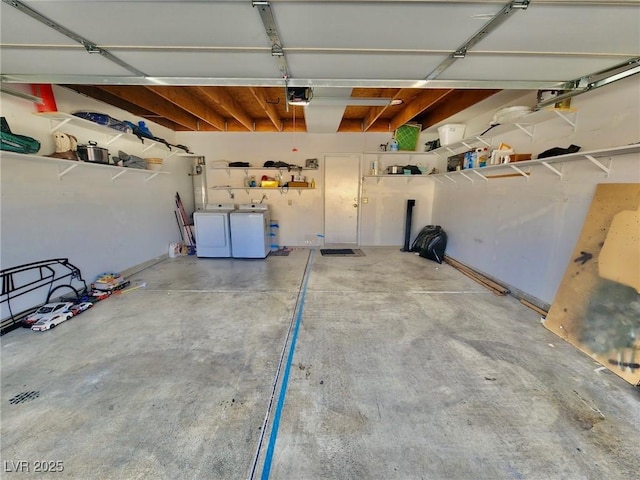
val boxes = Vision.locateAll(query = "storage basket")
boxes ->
[144,157,163,171]
[437,124,466,146]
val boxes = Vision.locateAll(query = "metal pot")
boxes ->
[77,141,110,164]
[387,165,403,174]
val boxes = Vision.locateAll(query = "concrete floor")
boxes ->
[1,247,638,479]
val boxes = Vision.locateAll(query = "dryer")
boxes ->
[230,204,271,258]
[193,203,236,258]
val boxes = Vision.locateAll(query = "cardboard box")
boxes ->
[511,153,532,162]
[288,181,309,188]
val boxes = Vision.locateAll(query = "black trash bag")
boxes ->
[410,225,447,264]
[537,144,581,159]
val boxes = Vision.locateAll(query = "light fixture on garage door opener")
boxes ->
[287,87,312,106]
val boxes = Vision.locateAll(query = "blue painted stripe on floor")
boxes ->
[261,249,315,480]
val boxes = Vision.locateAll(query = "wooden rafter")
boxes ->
[60,85,503,134]
[61,85,182,131]
[249,87,282,131]
[146,86,225,131]
[362,88,402,132]
[417,90,501,129]
[389,89,455,131]
[96,86,203,131]
[195,87,254,132]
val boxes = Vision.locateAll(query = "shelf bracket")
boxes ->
[142,142,157,153]
[227,189,235,199]
[111,170,127,181]
[509,164,530,179]
[297,189,303,196]
[432,176,444,184]
[105,133,124,145]
[144,172,160,183]
[50,118,71,133]
[459,171,474,183]
[167,150,179,158]
[445,147,457,155]
[444,174,456,184]
[473,170,488,182]
[584,154,611,176]
[461,141,473,149]
[553,110,577,131]
[57,163,79,179]
[475,137,491,147]
[541,161,564,178]
[513,123,534,138]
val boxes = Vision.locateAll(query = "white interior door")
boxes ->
[324,155,360,244]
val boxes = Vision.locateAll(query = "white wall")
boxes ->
[176,132,436,247]
[429,75,640,305]
[3,77,638,308]
[0,86,193,299]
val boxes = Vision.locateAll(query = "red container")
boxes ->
[30,84,58,112]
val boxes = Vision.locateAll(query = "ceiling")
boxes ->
[1,1,638,134]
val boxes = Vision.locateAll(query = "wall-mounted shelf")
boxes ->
[34,112,193,158]
[362,174,429,184]
[209,186,314,196]
[0,152,170,182]
[364,151,434,158]
[210,166,318,175]
[430,144,640,184]
[426,108,578,159]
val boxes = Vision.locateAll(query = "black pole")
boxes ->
[401,199,415,252]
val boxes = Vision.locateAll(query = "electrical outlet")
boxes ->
[288,199,293,206]
[362,197,369,204]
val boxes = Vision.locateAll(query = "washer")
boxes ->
[193,203,236,258]
[230,204,271,258]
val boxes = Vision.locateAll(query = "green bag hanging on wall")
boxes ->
[1,117,41,154]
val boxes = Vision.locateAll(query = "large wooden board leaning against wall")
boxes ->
[545,183,640,386]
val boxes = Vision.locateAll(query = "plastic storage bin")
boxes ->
[437,124,466,146]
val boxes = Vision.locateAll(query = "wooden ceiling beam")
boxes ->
[417,89,501,129]
[389,89,455,131]
[61,85,183,131]
[362,88,402,132]
[338,118,391,133]
[62,85,148,117]
[96,86,202,131]
[195,87,254,132]
[145,86,225,131]
[249,87,282,131]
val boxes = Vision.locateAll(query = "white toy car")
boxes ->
[70,302,93,316]
[30,307,74,331]
[23,302,74,328]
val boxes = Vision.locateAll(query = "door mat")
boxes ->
[320,249,365,257]
[268,248,291,256]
